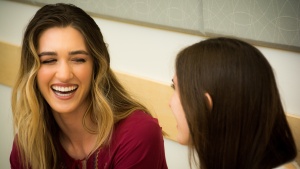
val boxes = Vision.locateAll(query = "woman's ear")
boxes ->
[205,93,213,111]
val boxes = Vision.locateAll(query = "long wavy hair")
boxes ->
[175,37,297,169]
[12,3,149,169]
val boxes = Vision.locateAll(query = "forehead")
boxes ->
[39,26,84,43]
[38,26,87,53]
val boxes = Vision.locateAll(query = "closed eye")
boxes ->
[171,78,175,90]
[41,59,56,64]
[171,83,175,90]
[72,58,86,63]
[38,51,57,64]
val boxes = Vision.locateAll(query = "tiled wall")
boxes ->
[12,0,300,51]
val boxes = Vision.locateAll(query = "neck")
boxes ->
[53,104,98,159]
[59,129,97,160]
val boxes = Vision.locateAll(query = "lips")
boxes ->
[51,85,78,97]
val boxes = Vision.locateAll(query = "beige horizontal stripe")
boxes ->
[1,41,299,165]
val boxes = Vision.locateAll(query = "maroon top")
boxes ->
[10,110,168,169]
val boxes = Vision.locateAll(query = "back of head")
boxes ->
[176,37,297,169]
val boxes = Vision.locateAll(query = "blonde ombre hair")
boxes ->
[12,3,149,168]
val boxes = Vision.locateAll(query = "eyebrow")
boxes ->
[38,51,56,57]
[69,50,89,56]
[38,50,89,57]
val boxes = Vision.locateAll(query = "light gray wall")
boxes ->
[12,0,300,51]
[0,85,14,169]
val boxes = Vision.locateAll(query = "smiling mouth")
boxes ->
[51,85,78,97]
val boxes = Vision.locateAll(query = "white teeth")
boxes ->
[52,85,77,92]
[56,92,73,97]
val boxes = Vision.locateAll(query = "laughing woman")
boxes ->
[10,3,167,169]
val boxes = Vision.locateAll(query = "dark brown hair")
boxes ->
[175,37,297,169]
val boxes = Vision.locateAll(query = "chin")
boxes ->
[177,136,189,145]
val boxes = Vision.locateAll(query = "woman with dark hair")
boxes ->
[10,3,167,169]
[169,37,297,169]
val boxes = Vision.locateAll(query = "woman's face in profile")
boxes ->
[169,75,190,145]
[36,26,93,114]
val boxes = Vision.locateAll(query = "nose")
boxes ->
[56,61,73,82]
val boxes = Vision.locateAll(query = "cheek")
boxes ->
[170,93,190,144]
[37,67,52,89]
[74,65,93,87]
[170,93,184,119]
[78,71,91,82]
[169,94,180,117]
[177,107,190,144]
